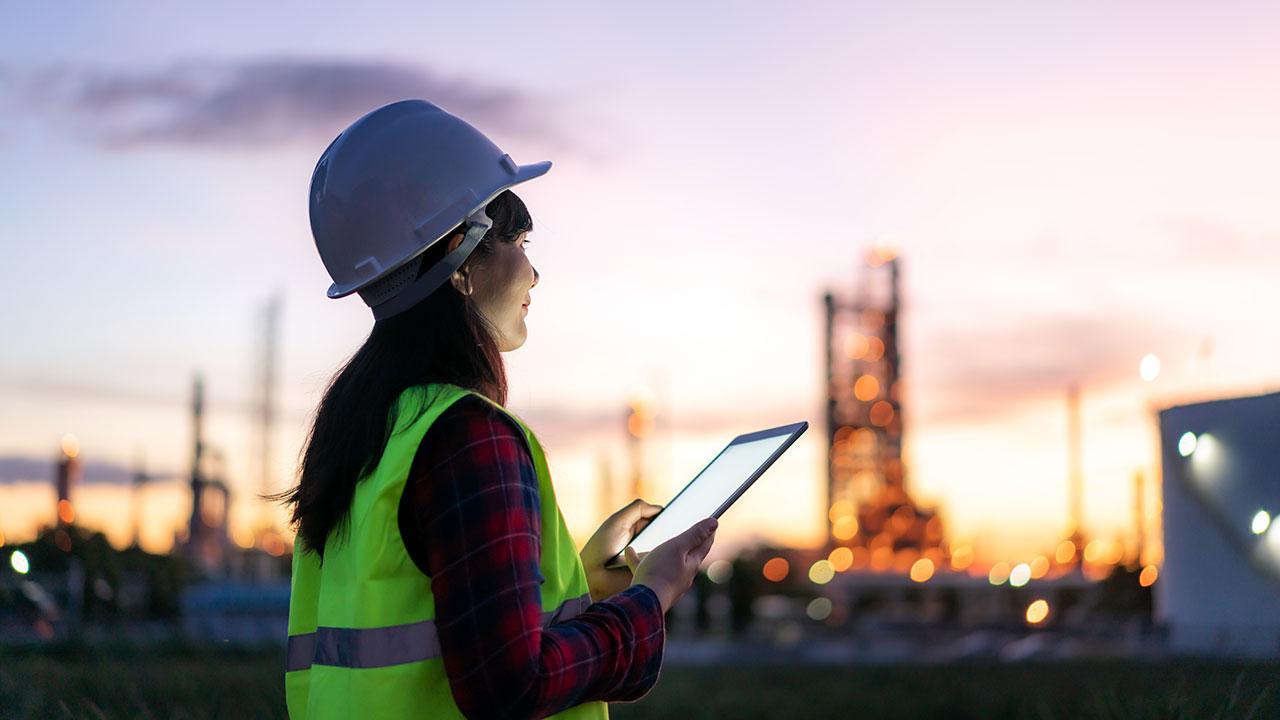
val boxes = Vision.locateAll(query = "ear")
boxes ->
[444,232,472,295]
[449,268,471,296]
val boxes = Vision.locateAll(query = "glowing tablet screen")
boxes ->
[623,428,800,557]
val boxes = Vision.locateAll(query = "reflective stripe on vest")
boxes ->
[285,591,592,672]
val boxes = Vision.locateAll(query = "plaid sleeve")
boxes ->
[398,394,665,719]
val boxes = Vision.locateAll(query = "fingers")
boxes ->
[685,519,717,564]
[624,546,639,573]
[674,518,717,555]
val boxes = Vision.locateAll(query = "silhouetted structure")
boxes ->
[179,374,232,578]
[823,252,946,572]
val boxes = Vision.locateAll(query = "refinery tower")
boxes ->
[823,251,947,572]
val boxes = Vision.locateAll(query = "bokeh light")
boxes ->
[10,550,29,574]
[1251,510,1271,536]
[1139,564,1159,587]
[1083,540,1104,563]
[1055,539,1077,564]
[828,500,855,524]
[1025,599,1050,625]
[707,559,733,584]
[1009,563,1031,587]
[1178,432,1197,457]
[853,375,880,402]
[988,562,1010,585]
[763,557,790,582]
[1139,354,1161,382]
[806,597,833,621]
[909,558,934,583]
[809,559,835,585]
[832,515,858,540]
[828,546,854,572]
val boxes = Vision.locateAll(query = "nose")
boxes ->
[531,265,539,288]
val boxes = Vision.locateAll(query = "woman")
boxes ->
[275,99,718,720]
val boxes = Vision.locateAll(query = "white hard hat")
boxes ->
[309,99,551,320]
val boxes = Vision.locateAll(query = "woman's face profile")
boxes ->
[447,230,539,352]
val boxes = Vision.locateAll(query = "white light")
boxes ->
[706,559,733,584]
[1139,354,1161,382]
[1177,432,1197,457]
[1009,563,1031,587]
[1252,510,1272,536]
[9,550,29,575]
[806,597,833,621]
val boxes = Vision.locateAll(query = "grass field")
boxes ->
[1,645,1275,719]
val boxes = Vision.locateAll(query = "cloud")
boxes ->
[13,58,568,151]
[0,455,181,486]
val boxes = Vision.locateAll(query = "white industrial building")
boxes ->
[1157,390,1280,657]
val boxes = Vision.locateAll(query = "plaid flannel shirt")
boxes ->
[397,393,665,719]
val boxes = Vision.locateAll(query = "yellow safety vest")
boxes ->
[285,383,610,719]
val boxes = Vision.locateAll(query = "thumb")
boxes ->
[683,518,718,547]
[624,546,640,573]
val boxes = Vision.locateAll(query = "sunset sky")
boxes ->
[3,1,1279,566]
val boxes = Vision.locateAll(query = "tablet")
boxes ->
[604,420,808,570]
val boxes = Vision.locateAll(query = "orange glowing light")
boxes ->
[1055,540,1076,564]
[1083,540,1103,563]
[909,558,935,583]
[870,546,894,571]
[869,401,895,427]
[853,375,880,402]
[1139,564,1158,587]
[1026,599,1050,625]
[828,546,854,572]
[950,545,974,571]
[832,516,858,540]
[1103,542,1124,565]
[762,557,790,582]
[626,407,654,438]
[0,530,5,548]
[828,500,855,524]
[1029,555,1050,579]
[864,336,885,362]
[232,526,256,550]
[57,499,75,525]
[846,334,869,360]
[988,562,1011,585]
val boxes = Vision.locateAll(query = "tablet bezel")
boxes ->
[604,420,808,569]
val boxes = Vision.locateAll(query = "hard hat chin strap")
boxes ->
[370,208,494,321]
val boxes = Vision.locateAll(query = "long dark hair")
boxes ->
[270,190,533,559]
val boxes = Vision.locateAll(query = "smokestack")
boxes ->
[1067,383,1085,556]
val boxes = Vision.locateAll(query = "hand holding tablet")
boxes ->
[606,420,808,570]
